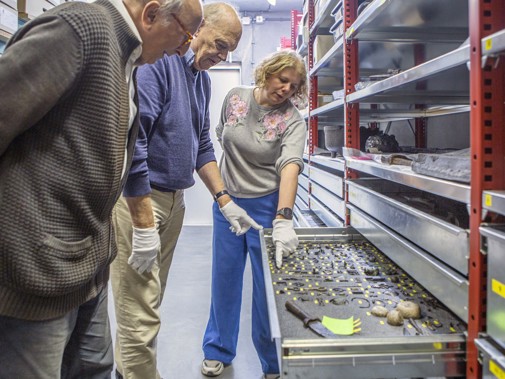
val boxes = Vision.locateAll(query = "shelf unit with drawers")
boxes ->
[295,0,505,378]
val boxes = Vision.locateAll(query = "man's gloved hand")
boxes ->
[128,226,161,274]
[272,219,298,269]
[220,201,263,236]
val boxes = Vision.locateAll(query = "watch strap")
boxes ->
[276,207,293,220]
[214,189,229,201]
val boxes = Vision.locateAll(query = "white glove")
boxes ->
[272,219,298,269]
[128,226,160,274]
[220,201,263,236]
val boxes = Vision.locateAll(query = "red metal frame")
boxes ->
[343,0,359,225]
[343,0,359,153]
[413,44,427,148]
[468,1,505,378]
[290,10,302,50]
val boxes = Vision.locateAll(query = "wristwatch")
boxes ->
[276,207,293,220]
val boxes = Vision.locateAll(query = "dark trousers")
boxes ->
[0,285,113,379]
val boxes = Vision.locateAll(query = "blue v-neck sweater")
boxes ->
[124,50,216,197]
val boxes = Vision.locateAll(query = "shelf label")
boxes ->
[485,193,493,207]
[492,278,505,299]
[490,359,505,379]
[485,39,493,52]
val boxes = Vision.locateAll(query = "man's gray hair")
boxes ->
[158,0,184,21]
[203,2,239,25]
[203,2,241,41]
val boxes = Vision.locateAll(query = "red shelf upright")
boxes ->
[468,1,505,378]
[343,0,359,225]
[290,10,302,50]
[343,0,359,154]
[413,43,427,148]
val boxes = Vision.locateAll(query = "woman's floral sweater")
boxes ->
[216,86,306,198]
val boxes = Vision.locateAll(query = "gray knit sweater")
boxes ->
[0,0,141,320]
[217,86,306,198]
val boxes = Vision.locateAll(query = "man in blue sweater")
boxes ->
[110,3,250,378]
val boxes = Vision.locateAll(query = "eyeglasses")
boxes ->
[171,13,194,47]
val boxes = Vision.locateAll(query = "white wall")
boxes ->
[183,65,241,225]
[231,14,292,85]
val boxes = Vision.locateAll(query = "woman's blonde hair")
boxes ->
[254,50,308,100]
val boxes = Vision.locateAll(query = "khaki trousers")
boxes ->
[111,189,185,379]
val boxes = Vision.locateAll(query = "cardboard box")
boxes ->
[317,94,334,107]
[313,35,334,64]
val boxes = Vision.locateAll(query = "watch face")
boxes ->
[277,208,293,219]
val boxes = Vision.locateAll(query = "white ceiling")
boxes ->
[203,0,303,13]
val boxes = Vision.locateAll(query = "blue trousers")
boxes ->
[0,286,113,379]
[202,192,279,375]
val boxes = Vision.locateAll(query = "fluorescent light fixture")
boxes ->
[267,0,276,6]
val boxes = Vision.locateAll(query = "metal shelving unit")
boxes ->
[310,37,344,76]
[482,28,505,56]
[346,0,468,42]
[468,1,505,378]
[297,1,504,378]
[309,0,336,36]
[346,158,471,203]
[482,191,505,217]
[346,44,470,105]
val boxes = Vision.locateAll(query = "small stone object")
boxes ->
[364,267,379,276]
[371,305,388,317]
[396,301,421,319]
[387,309,404,326]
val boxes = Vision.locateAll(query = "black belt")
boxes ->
[151,184,177,193]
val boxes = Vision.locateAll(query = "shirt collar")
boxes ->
[110,0,143,64]
[183,48,199,75]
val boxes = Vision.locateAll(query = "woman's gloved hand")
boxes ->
[272,219,298,269]
[128,226,160,274]
[220,201,263,236]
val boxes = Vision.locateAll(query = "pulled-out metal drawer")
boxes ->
[475,337,505,379]
[309,165,344,198]
[261,227,466,379]
[347,178,469,275]
[481,225,505,349]
[349,205,469,323]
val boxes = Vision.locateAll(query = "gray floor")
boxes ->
[109,225,264,379]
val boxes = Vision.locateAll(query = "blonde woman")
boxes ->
[201,50,308,379]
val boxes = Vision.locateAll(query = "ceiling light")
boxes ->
[267,0,276,6]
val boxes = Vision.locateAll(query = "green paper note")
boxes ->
[322,316,357,335]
